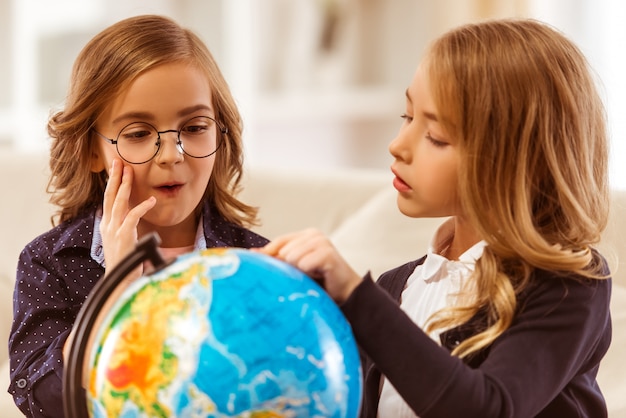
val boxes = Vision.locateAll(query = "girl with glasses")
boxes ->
[262,19,612,417]
[8,15,268,418]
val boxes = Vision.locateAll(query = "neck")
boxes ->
[138,216,198,248]
[445,216,482,260]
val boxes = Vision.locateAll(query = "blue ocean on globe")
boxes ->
[87,247,363,418]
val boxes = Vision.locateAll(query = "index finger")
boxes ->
[102,158,123,217]
[259,231,303,257]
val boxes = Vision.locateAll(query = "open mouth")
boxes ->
[155,184,183,193]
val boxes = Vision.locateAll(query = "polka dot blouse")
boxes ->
[7,202,268,417]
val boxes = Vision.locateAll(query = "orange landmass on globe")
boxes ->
[89,263,205,416]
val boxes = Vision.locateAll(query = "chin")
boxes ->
[142,213,188,229]
[396,204,422,219]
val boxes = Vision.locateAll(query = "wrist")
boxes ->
[334,273,363,304]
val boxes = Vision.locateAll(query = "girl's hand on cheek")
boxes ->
[100,159,157,278]
[260,228,363,304]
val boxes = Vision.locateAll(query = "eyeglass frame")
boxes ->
[92,115,228,165]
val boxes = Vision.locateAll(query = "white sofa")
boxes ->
[1,151,625,417]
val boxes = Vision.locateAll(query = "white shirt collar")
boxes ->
[410,218,487,285]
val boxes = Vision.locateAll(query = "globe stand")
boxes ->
[63,232,169,418]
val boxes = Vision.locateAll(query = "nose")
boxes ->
[388,127,411,162]
[154,130,184,164]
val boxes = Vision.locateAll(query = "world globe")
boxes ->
[64,236,362,418]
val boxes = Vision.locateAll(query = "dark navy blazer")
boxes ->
[342,255,612,417]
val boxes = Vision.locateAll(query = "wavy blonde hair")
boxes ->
[47,14,258,226]
[424,19,609,358]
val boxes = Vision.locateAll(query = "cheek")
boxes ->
[440,162,461,206]
[422,154,459,192]
[126,166,149,200]
[413,148,447,179]
[193,158,216,189]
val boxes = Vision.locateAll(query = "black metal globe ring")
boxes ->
[63,233,169,418]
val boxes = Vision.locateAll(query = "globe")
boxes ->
[67,246,362,418]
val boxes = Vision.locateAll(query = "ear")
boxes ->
[90,147,106,173]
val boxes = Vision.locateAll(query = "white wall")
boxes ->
[1,0,624,187]
[528,0,626,189]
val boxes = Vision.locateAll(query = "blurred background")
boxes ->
[0,0,624,188]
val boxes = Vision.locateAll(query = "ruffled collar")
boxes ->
[409,218,487,285]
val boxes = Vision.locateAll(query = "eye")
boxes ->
[123,130,151,139]
[182,124,209,135]
[119,124,155,143]
[181,117,214,135]
[426,131,448,148]
[400,113,413,123]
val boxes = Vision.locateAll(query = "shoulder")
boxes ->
[16,209,103,298]
[512,260,612,353]
[201,203,269,249]
[20,209,96,261]
[376,256,426,300]
[223,224,269,249]
[523,254,612,308]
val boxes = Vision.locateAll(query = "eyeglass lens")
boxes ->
[116,116,221,164]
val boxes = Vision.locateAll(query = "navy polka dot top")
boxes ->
[8,202,268,417]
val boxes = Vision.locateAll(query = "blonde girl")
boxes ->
[263,19,611,417]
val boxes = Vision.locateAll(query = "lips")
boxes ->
[154,182,184,195]
[391,168,411,193]
[158,184,182,190]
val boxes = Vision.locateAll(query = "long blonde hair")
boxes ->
[425,19,609,358]
[48,15,258,226]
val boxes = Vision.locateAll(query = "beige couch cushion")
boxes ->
[0,152,54,282]
[598,284,626,416]
[331,187,442,279]
[599,190,626,287]
[242,167,390,239]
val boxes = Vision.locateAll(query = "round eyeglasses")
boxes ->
[93,116,227,164]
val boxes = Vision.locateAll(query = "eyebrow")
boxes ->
[405,89,439,122]
[423,111,439,122]
[111,104,214,125]
[405,89,412,104]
